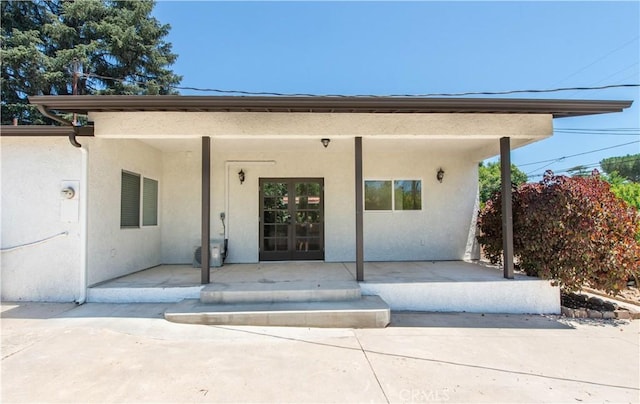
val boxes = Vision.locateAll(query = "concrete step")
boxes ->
[200,280,361,304]
[165,296,390,328]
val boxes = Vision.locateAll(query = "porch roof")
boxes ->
[28,95,632,118]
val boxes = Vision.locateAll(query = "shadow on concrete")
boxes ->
[0,302,78,319]
[389,311,575,329]
[1,302,168,320]
[3,302,579,330]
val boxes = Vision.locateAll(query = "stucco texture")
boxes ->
[1,137,82,301]
[86,138,163,286]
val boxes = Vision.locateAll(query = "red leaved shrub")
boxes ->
[478,170,640,295]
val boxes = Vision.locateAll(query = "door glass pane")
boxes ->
[296,238,320,251]
[296,224,308,237]
[264,225,276,237]
[264,196,288,209]
[264,238,276,251]
[276,225,288,237]
[296,224,320,237]
[262,179,323,259]
[263,182,288,210]
[264,182,288,197]
[276,238,288,251]
[264,211,289,224]
[296,182,320,197]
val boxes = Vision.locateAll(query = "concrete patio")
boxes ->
[87,261,560,314]
[2,302,638,403]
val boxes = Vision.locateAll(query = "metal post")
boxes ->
[201,136,211,284]
[500,137,514,279]
[355,137,364,281]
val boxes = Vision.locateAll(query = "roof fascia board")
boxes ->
[28,95,633,118]
[1,125,94,137]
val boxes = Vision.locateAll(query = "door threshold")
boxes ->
[259,260,325,264]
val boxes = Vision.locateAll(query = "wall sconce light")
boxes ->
[436,168,445,183]
[321,138,331,148]
[238,169,245,184]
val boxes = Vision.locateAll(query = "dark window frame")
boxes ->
[120,171,159,229]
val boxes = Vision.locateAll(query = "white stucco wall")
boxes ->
[362,142,479,261]
[89,110,551,265]
[86,138,163,285]
[161,149,201,264]
[1,137,82,301]
[157,137,478,263]
[91,111,551,139]
[160,138,355,264]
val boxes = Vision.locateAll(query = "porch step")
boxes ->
[200,280,361,304]
[165,296,390,328]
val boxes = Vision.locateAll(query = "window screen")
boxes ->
[121,171,141,227]
[143,177,158,226]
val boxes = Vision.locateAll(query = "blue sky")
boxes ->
[153,1,639,178]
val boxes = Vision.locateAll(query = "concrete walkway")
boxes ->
[2,303,638,403]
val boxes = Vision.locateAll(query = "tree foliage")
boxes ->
[477,171,640,295]
[478,161,528,207]
[1,0,181,124]
[600,154,640,182]
[606,172,640,211]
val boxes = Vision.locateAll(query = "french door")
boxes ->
[259,178,324,261]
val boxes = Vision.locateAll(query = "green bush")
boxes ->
[478,171,640,295]
[606,172,640,211]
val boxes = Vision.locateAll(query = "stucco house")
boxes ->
[0,96,632,321]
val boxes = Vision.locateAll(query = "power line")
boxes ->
[527,155,640,178]
[519,140,640,168]
[80,72,640,97]
[554,130,640,136]
[551,35,640,87]
[556,128,639,131]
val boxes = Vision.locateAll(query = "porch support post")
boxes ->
[500,136,514,279]
[201,136,211,284]
[355,136,364,281]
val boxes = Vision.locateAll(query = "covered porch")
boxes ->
[8,95,627,308]
[87,261,560,314]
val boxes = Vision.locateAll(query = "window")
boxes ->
[143,177,158,226]
[121,171,159,228]
[121,171,141,227]
[365,179,422,211]
[394,180,422,210]
[365,180,392,210]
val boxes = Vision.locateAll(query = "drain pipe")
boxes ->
[36,104,89,303]
[76,145,88,304]
[67,137,88,304]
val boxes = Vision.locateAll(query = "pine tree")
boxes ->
[1,0,181,124]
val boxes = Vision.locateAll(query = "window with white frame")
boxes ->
[364,179,422,211]
[121,171,159,228]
